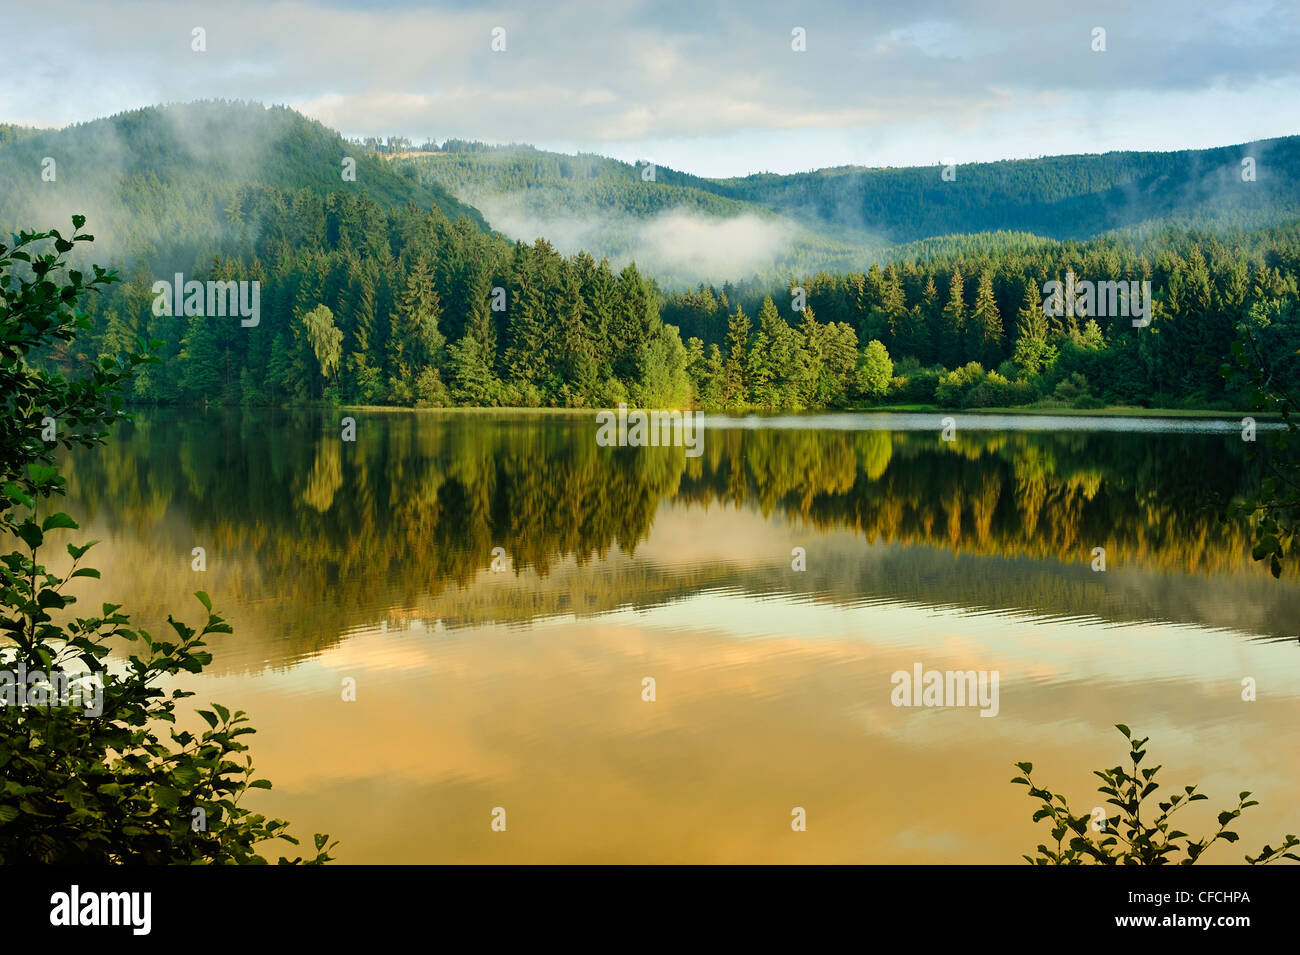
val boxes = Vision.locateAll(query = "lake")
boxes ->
[56,408,1300,863]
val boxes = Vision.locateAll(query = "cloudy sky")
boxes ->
[3,0,1299,176]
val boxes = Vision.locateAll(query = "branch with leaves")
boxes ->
[0,219,334,863]
[1012,725,1298,865]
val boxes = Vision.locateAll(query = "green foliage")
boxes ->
[300,304,342,387]
[855,339,893,400]
[1013,283,1057,377]
[0,220,333,863]
[723,305,752,408]
[634,322,691,408]
[887,367,943,404]
[1013,725,1298,865]
[935,362,986,407]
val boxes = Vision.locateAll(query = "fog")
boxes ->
[472,190,812,286]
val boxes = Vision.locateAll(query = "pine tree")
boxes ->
[556,267,598,404]
[821,321,860,407]
[941,270,966,368]
[880,265,907,346]
[796,307,824,406]
[749,296,796,409]
[1013,282,1057,377]
[704,344,725,407]
[502,243,544,389]
[447,274,501,406]
[972,271,1004,367]
[178,312,224,402]
[610,263,652,389]
[723,305,751,407]
[387,256,445,401]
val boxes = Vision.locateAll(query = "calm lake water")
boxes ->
[56,409,1300,863]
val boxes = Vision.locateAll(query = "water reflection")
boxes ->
[52,410,1300,863]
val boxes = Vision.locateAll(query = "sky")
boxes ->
[3,0,1300,177]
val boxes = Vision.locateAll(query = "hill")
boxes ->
[709,138,1300,242]
[392,146,881,287]
[7,101,1297,290]
[0,101,489,274]
[395,135,1300,286]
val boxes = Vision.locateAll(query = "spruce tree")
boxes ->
[723,305,751,407]
[972,271,1004,367]
[941,270,966,369]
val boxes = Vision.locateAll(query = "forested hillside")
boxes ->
[50,192,1300,414]
[662,223,1300,410]
[710,138,1300,243]
[395,135,1300,283]
[0,101,488,275]
[60,190,698,408]
[393,147,879,286]
[9,102,1299,413]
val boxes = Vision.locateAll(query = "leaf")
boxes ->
[41,512,78,532]
[152,785,181,810]
[16,521,42,550]
[27,463,57,485]
[1115,724,1131,738]
[37,589,67,609]
[171,766,201,787]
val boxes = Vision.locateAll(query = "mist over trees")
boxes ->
[43,191,1300,413]
[6,102,1298,413]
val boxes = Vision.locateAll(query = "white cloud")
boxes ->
[2,0,1299,176]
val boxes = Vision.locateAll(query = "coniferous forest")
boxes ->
[57,194,1300,413]
[3,101,1297,414]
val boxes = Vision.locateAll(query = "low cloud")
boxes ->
[474,193,795,285]
[636,210,793,283]
[7,1,1300,176]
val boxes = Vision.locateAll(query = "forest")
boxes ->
[5,102,1299,412]
[398,134,1300,246]
[54,192,1300,413]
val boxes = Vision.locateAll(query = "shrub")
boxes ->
[934,362,986,407]
[960,370,1034,408]
[1013,725,1297,865]
[1052,372,1092,403]
[889,369,942,404]
[0,220,334,863]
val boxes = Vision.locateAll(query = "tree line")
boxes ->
[45,190,1300,413]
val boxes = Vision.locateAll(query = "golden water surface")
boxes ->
[56,410,1300,863]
